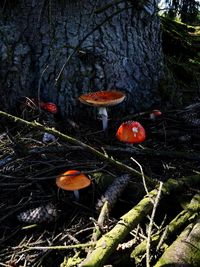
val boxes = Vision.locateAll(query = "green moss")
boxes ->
[60,255,83,267]
[161,17,198,58]
[159,16,200,107]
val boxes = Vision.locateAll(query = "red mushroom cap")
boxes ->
[39,102,58,114]
[116,121,146,144]
[79,90,125,107]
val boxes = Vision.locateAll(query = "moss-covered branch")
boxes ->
[154,216,200,266]
[78,176,200,267]
[131,193,200,264]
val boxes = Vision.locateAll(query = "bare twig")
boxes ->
[15,242,96,252]
[146,181,163,267]
[131,157,150,198]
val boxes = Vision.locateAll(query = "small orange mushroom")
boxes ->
[79,90,125,130]
[116,121,146,144]
[56,170,91,200]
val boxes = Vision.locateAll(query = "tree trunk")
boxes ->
[0,0,164,118]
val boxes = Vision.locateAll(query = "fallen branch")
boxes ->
[0,110,153,185]
[78,175,200,267]
[130,193,200,264]
[154,215,200,266]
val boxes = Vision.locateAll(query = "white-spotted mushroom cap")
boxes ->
[116,121,146,144]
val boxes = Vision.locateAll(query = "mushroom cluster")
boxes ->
[79,90,148,144]
[36,93,150,203]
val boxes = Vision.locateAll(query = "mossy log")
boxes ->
[130,193,200,264]
[154,216,200,267]
[78,177,200,267]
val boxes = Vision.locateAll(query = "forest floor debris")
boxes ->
[1,102,200,266]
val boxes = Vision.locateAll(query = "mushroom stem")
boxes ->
[98,107,108,131]
[73,190,80,201]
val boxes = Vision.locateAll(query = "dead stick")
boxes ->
[0,110,153,185]
[15,242,96,252]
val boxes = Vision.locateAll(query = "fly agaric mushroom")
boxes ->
[149,109,162,120]
[116,121,146,144]
[56,170,91,201]
[38,102,58,114]
[79,90,125,130]
[29,99,58,114]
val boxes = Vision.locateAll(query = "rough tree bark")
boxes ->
[0,0,164,118]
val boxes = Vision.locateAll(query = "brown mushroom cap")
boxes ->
[79,90,125,107]
[56,170,91,191]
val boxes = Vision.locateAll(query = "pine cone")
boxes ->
[179,112,200,127]
[17,203,58,223]
[96,174,131,211]
[178,102,200,127]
